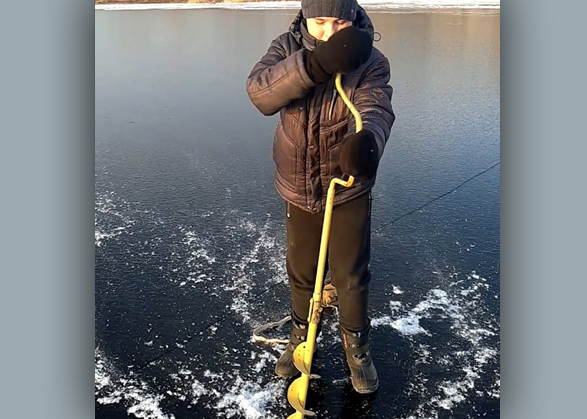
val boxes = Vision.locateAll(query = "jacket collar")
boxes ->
[289,6,375,50]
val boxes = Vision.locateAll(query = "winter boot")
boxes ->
[341,322,379,394]
[275,318,322,378]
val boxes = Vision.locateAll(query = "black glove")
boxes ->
[304,26,373,84]
[339,129,379,180]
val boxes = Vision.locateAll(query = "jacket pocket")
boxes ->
[328,141,345,181]
[324,116,351,178]
[321,118,349,152]
[273,122,298,188]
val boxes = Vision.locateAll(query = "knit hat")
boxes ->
[301,0,358,22]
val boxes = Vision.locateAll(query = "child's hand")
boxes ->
[305,26,373,84]
[339,129,379,180]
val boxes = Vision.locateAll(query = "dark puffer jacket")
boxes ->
[246,7,395,214]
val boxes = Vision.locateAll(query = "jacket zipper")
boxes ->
[328,84,337,120]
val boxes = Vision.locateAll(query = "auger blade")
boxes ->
[293,342,312,375]
[287,376,315,417]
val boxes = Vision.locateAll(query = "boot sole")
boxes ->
[351,378,379,394]
[345,359,379,394]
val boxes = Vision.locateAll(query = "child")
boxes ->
[246,0,395,394]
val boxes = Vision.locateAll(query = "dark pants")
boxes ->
[285,193,372,334]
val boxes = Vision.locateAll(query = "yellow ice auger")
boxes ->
[286,73,362,419]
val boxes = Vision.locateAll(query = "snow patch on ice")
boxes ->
[221,216,286,323]
[95,191,136,247]
[216,376,285,419]
[372,269,500,416]
[95,347,175,419]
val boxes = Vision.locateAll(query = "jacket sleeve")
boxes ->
[246,35,316,116]
[347,56,396,160]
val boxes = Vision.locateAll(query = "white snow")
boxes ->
[95,348,174,419]
[369,269,500,416]
[216,376,285,419]
[392,285,404,294]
